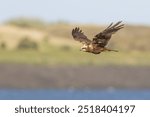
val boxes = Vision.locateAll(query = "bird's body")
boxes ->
[81,43,118,54]
[72,21,124,54]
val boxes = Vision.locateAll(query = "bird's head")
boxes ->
[80,47,87,52]
[80,44,88,52]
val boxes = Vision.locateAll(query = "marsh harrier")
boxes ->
[72,21,124,54]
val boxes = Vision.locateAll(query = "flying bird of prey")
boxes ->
[72,21,124,54]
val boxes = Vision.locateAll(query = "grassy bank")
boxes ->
[0,44,149,66]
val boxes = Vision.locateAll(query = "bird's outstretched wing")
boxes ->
[92,21,124,47]
[72,27,91,44]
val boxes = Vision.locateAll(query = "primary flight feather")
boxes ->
[72,21,124,54]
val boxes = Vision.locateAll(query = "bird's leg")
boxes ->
[104,48,118,52]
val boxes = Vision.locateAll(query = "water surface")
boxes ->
[0,89,150,100]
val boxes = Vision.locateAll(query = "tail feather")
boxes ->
[104,48,118,52]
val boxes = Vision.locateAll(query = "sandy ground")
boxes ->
[0,64,150,89]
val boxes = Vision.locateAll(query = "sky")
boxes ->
[0,0,150,25]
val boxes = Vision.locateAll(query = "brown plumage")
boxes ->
[72,21,124,54]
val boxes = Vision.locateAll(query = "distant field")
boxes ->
[0,18,150,66]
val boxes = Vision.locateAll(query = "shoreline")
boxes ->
[0,64,150,89]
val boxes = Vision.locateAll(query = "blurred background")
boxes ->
[0,0,150,99]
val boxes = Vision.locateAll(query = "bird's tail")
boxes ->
[104,48,118,52]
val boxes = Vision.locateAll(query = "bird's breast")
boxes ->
[90,44,104,53]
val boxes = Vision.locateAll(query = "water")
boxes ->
[0,89,150,100]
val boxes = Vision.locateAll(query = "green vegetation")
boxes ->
[0,18,149,66]
[6,18,47,29]
[0,44,149,66]
[0,42,6,49]
[17,37,38,50]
